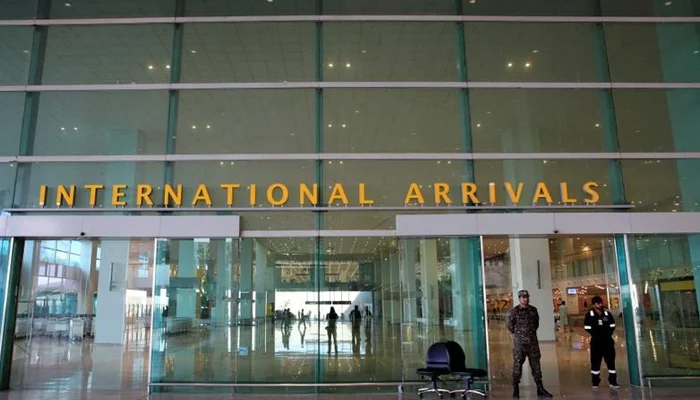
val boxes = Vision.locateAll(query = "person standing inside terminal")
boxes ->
[325,307,339,355]
[584,296,619,389]
[507,290,553,398]
[558,301,572,333]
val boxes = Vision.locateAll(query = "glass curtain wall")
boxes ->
[149,236,485,391]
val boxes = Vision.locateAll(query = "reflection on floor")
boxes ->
[8,318,697,398]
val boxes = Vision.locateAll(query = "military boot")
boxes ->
[512,384,519,398]
[536,381,553,398]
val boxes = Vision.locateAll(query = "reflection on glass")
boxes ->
[11,238,154,390]
[15,162,165,208]
[323,23,459,81]
[628,234,700,377]
[323,89,462,153]
[181,23,315,83]
[0,238,10,345]
[465,23,600,82]
[32,91,169,156]
[0,0,38,19]
[49,0,176,18]
[175,90,315,154]
[0,27,33,85]
[42,25,173,84]
[470,89,605,152]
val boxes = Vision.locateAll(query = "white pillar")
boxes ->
[95,240,129,344]
[213,239,232,326]
[420,239,440,324]
[388,251,401,324]
[239,240,254,322]
[509,238,556,341]
[401,240,418,323]
[380,250,391,322]
[254,241,267,321]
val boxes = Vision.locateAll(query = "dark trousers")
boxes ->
[512,343,542,384]
[590,338,617,385]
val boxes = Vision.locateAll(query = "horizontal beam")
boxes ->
[396,212,700,236]
[2,152,700,164]
[3,82,700,92]
[3,16,700,27]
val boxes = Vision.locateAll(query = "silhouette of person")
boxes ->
[326,307,339,355]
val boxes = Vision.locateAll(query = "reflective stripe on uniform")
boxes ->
[590,311,594,316]
[604,311,609,316]
[591,370,601,375]
[610,324,616,327]
[584,325,592,329]
[609,370,617,374]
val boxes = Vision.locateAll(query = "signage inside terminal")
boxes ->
[37,181,601,207]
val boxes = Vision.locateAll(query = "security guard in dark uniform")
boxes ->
[507,290,553,398]
[584,296,619,389]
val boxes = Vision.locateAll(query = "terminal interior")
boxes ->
[7,233,698,392]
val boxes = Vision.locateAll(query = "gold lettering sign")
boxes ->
[36,181,601,208]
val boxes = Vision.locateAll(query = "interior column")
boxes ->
[419,239,440,324]
[401,239,418,323]
[238,239,254,324]
[254,241,267,321]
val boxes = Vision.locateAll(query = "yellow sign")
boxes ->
[37,181,600,207]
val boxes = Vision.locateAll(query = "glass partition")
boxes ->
[10,238,155,390]
[627,234,700,379]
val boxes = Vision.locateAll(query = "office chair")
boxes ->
[416,342,452,398]
[445,340,488,398]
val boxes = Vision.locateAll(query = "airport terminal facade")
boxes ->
[1,0,700,394]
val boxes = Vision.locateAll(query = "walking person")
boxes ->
[507,290,553,398]
[558,301,572,333]
[325,306,339,355]
[584,296,619,389]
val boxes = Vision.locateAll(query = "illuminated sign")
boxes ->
[37,181,600,208]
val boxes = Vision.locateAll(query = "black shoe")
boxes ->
[536,382,553,398]
[513,384,520,398]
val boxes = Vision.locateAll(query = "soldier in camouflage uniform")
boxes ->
[507,290,553,398]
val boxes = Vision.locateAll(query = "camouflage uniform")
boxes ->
[507,303,543,384]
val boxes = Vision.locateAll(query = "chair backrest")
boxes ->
[445,340,467,371]
[425,342,451,369]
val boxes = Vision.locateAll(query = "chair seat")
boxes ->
[417,367,451,376]
[453,368,488,378]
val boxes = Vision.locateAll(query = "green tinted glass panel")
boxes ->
[0,92,25,156]
[175,90,315,153]
[465,23,600,82]
[470,89,606,152]
[185,0,316,16]
[601,0,700,16]
[0,27,33,85]
[325,0,455,14]
[323,22,459,81]
[323,89,462,153]
[42,25,173,84]
[463,0,598,15]
[0,0,37,19]
[623,159,700,212]
[0,163,16,210]
[181,23,314,83]
[14,162,165,208]
[32,91,169,155]
[50,0,176,18]
[614,89,700,152]
[605,23,700,82]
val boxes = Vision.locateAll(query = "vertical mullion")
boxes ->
[164,0,185,186]
[0,238,25,389]
[592,22,626,205]
[314,0,324,387]
[614,235,643,386]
